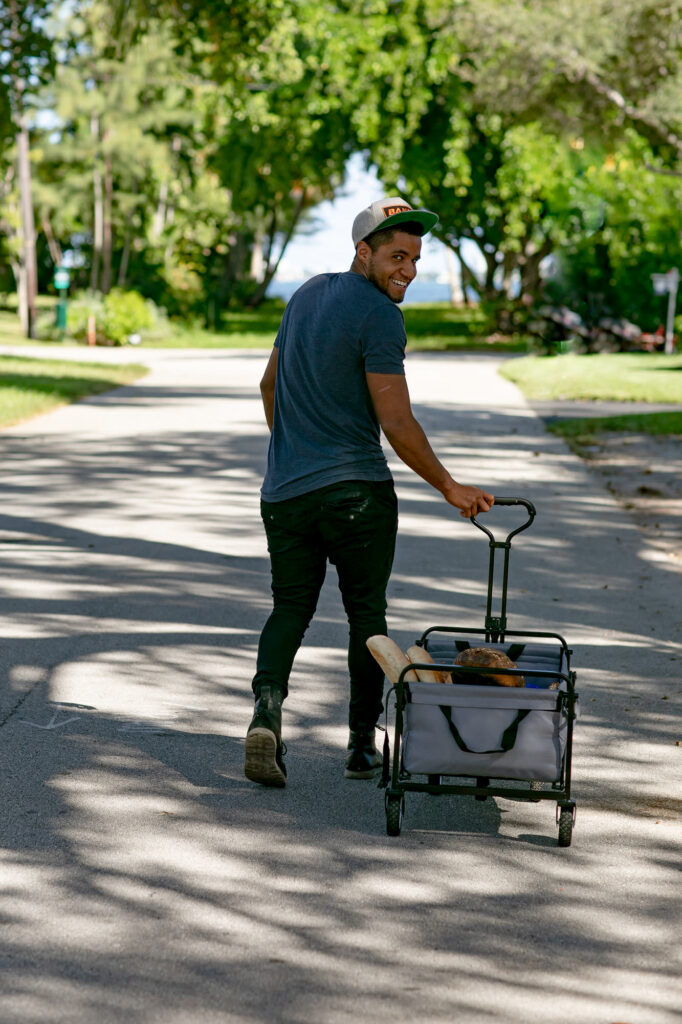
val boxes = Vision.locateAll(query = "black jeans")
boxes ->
[253,479,398,732]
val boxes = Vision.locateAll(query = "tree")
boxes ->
[14,0,682,328]
[544,131,682,332]
[149,0,362,310]
[44,3,184,295]
[356,0,682,323]
[35,4,225,314]
[455,0,682,162]
[0,1,55,336]
[33,1,368,318]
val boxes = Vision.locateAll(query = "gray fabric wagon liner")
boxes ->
[423,636,569,684]
[401,638,578,782]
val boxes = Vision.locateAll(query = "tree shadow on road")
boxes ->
[0,385,679,1022]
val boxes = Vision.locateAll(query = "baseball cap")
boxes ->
[352,196,439,247]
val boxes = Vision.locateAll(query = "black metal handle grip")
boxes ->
[490,496,536,513]
[471,496,535,545]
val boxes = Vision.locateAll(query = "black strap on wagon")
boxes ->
[454,639,527,663]
[439,704,531,755]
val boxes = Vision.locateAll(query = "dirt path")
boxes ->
[573,432,681,568]
[528,390,681,567]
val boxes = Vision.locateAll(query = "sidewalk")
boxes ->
[0,348,679,1024]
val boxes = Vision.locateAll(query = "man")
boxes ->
[245,196,494,788]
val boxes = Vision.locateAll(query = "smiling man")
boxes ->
[244,196,494,789]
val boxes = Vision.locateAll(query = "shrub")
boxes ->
[67,289,157,345]
[66,291,106,343]
[101,288,154,345]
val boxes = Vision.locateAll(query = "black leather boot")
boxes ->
[344,729,382,779]
[244,685,287,787]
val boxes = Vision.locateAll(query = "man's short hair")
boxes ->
[363,221,425,252]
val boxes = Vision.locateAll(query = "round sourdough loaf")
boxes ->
[452,647,525,687]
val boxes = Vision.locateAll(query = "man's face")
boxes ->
[364,231,422,303]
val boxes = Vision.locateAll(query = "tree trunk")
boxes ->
[447,239,478,307]
[117,177,137,287]
[155,136,180,244]
[152,179,168,241]
[519,239,553,299]
[91,115,103,291]
[445,246,462,305]
[117,230,131,288]
[10,256,28,336]
[482,250,498,301]
[101,151,113,293]
[501,250,516,298]
[16,118,38,338]
[41,213,63,267]
[250,228,266,281]
[212,233,248,324]
[8,1,37,337]
[91,166,103,291]
[245,189,308,308]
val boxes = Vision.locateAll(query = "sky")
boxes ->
[274,154,457,283]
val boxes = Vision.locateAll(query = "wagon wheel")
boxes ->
[557,806,574,847]
[385,794,404,837]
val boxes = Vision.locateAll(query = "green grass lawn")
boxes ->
[0,302,531,351]
[548,410,682,444]
[502,351,682,441]
[403,303,529,352]
[149,302,529,351]
[0,308,39,345]
[500,352,682,403]
[0,355,148,429]
[4,302,680,437]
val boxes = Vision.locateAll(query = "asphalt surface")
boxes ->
[0,345,680,1024]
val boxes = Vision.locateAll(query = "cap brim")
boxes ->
[365,209,439,240]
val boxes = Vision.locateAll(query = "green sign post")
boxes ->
[53,267,70,338]
[53,267,70,290]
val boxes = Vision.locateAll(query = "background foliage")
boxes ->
[3,0,682,336]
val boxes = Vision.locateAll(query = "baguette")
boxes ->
[406,645,451,684]
[366,635,417,684]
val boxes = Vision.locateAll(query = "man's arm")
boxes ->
[260,347,278,432]
[366,371,494,518]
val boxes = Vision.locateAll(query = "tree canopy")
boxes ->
[3,0,682,333]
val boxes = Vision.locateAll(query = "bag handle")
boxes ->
[439,704,531,754]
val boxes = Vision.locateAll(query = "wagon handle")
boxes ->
[470,496,535,544]
[469,496,536,642]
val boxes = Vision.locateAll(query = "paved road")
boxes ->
[0,347,679,1023]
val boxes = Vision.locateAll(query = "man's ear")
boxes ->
[355,240,371,266]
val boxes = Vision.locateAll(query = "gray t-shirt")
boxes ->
[261,271,406,502]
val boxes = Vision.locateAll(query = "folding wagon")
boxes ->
[380,497,580,846]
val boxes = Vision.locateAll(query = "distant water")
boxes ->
[267,278,456,305]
